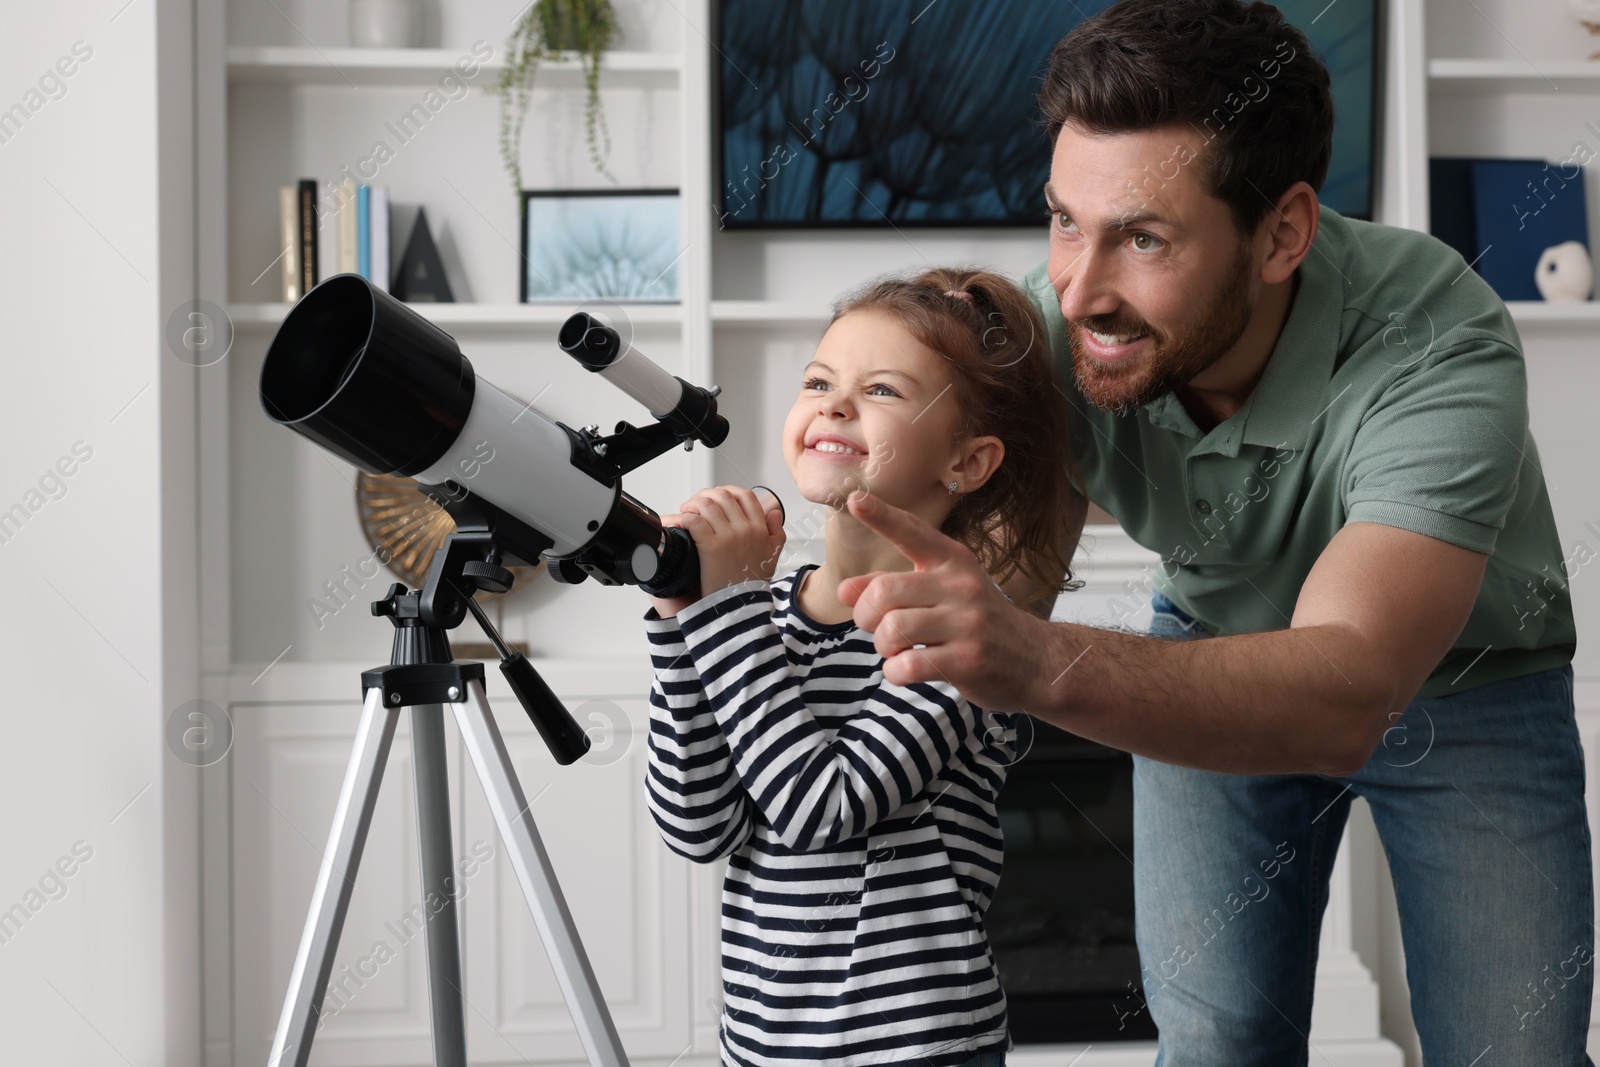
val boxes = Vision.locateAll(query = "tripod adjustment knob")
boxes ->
[372,583,408,617]
[372,583,422,624]
[462,559,514,595]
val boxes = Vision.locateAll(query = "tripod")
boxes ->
[268,537,631,1067]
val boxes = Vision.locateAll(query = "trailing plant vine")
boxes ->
[494,0,620,196]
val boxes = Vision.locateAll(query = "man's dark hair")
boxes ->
[1038,0,1334,236]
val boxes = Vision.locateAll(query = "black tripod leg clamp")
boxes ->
[362,662,487,709]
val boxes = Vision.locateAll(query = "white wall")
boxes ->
[0,1,199,1064]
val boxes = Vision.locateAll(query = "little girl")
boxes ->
[642,268,1084,1067]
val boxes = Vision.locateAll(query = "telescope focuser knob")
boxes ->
[462,559,514,595]
[639,526,698,598]
[546,556,589,585]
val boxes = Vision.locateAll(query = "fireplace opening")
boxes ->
[989,720,1156,1041]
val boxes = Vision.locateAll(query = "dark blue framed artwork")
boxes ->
[714,0,1378,228]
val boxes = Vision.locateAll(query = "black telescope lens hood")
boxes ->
[259,274,475,477]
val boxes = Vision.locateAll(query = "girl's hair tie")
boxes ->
[944,289,974,303]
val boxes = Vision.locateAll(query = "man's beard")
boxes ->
[1068,239,1255,416]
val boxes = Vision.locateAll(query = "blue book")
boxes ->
[1470,159,1589,301]
[1429,157,1499,265]
[357,184,371,280]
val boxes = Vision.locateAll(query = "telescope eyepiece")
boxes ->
[557,311,728,448]
[558,313,621,371]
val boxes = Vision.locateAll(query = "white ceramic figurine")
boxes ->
[1534,241,1595,302]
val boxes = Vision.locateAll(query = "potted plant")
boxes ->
[494,0,620,195]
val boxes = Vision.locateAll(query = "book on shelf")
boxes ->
[317,192,336,283]
[297,179,317,298]
[1429,156,1591,302]
[346,181,390,291]
[357,183,370,282]
[337,180,358,275]
[370,185,390,293]
[278,177,391,303]
[1472,160,1589,303]
[278,185,300,303]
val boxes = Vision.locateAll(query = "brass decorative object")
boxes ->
[1570,0,1600,58]
[355,472,535,596]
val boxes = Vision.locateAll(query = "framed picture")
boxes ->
[713,0,1376,228]
[520,188,681,302]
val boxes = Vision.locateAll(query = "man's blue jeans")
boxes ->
[1137,591,1595,1065]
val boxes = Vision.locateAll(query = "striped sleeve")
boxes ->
[675,581,970,853]
[643,607,755,863]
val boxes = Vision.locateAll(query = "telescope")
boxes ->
[260,273,728,607]
[259,273,735,765]
[256,274,748,1067]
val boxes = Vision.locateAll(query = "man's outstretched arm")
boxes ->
[839,492,1487,777]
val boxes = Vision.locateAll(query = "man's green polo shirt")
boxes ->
[1021,204,1577,698]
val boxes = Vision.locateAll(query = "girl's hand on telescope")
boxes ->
[676,486,787,597]
[644,515,700,619]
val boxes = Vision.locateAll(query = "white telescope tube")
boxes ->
[414,379,615,556]
[597,338,683,418]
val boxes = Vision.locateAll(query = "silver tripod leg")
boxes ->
[410,704,468,1067]
[268,687,401,1067]
[450,678,630,1067]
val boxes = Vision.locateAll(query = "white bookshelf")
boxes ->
[200,5,712,1066]
[228,299,685,328]
[707,299,831,325]
[1428,57,1600,94]
[1417,4,1600,1063]
[1505,299,1600,323]
[1429,57,1600,78]
[227,45,680,87]
[702,297,1600,329]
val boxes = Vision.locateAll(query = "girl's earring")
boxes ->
[947,481,959,495]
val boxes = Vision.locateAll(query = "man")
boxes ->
[837,1,1592,1063]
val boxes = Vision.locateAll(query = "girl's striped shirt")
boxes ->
[644,566,1017,1067]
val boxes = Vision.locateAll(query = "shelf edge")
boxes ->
[228,302,685,328]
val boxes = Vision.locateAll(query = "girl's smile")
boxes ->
[803,432,870,459]
[783,308,993,527]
